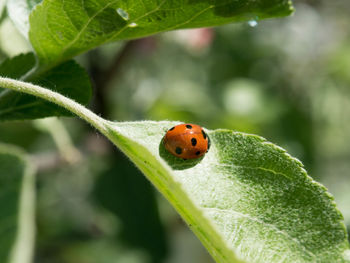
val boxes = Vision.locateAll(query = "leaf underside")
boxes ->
[6,0,42,38]
[104,120,350,263]
[28,0,294,67]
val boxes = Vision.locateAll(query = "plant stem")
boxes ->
[0,77,108,134]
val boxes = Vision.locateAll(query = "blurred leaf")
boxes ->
[0,53,35,79]
[28,0,294,67]
[0,122,39,149]
[61,240,149,263]
[6,0,42,38]
[102,121,350,263]
[0,1,7,25]
[0,143,35,263]
[0,53,92,121]
[94,154,168,263]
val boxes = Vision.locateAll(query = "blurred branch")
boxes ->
[90,37,158,117]
[89,40,139,117]
[31,151,62,172]
[33,118,82,164]
[31,130,112,173]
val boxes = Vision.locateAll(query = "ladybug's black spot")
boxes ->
[196,151,201,155]
[201,129,207,139]
[169,126,175,131]
[183,158,187,160]
[191,138,197,146]
[175,147,182,155]
[186,124,192,129]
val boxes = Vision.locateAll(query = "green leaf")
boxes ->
[102,120,350,263]
[29,0,294,67]
[1,78,349,262]
[0,143,36,263]
[0,1,7,25]
[0,53,92,121]
[0,53,35,79]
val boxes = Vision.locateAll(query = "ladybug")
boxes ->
[163,124,210,160]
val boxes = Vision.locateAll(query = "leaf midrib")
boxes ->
[60,0,121,54]
[59,0,167,57]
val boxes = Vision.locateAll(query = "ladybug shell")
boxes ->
[163,124,210,159]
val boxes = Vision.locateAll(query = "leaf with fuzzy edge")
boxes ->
[0,78,349,262]
[0,143,36,263]
[103,120,350,263]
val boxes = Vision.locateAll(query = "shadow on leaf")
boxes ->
[158,139,203,170]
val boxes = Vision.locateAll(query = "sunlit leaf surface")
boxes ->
[102,120,350,263]
[28,0,293,66]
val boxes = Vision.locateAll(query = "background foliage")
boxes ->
[0,0,350,262]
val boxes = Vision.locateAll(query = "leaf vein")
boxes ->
[105,0,167,42]
[219,164,293,181]
[167,5,214,30]
[60,0,120,56]
[0,101,42,116]
[204,207,316,259]
[61,0,79,31]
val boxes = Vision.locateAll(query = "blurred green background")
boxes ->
[1,0,350,262]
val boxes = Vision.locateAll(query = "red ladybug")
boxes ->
[163,124,210,160]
